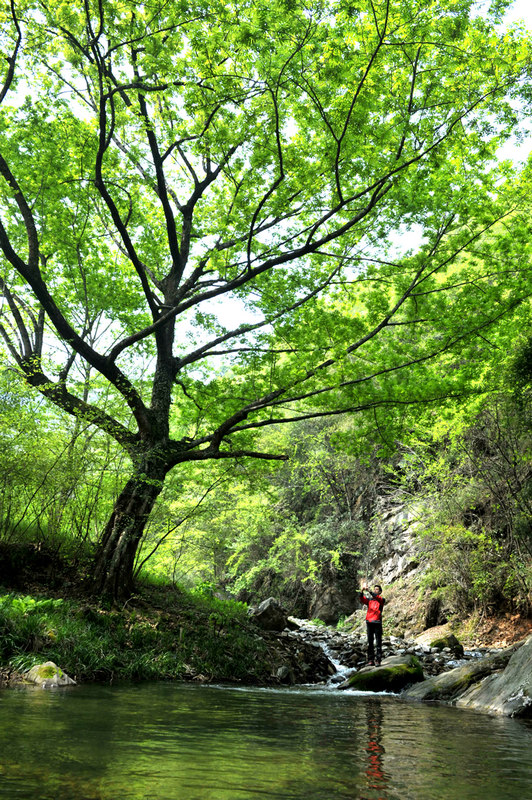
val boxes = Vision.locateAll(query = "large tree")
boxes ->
[0,0,531,600]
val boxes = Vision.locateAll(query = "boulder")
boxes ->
[428,633,464,658]
[414,624,465,655]
[403,642,523,704]
[24,661,76,688]
[338,654,424,693]
[260,630,335,684]
[249,597,289,632]
[455,634,532,717]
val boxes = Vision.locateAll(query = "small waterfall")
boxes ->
[319,640,358,686]
[290,618,367,686]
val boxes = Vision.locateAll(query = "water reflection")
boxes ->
[363,700,389,800]
[1,683,531,800]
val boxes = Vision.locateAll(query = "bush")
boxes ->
[418,524,527,615]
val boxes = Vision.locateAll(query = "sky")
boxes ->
[503,0,532,27]
[496,0,532,164]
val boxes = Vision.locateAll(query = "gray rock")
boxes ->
[250,597,289,632]
[24,661,76,688]
[275,665,292,681]
[403,642,524,705]
[456,634,532,717]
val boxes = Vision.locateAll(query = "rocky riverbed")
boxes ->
[288,618,497,680]
[249,597,503,687]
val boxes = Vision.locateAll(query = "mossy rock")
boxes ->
[429,633,464,657]
[24,661,76,688]
[339,654,424,693]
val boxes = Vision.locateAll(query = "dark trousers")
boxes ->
[366,621,382,663]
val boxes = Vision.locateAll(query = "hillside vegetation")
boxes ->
[1,343,531,658]
[1,0,532,677]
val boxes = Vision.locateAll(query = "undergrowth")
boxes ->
[0,584,268,684]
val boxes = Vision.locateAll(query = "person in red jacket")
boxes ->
[360,583,386,666]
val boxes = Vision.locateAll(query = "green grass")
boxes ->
[0,585,270,684]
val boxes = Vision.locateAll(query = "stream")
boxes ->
[1,680,532,800]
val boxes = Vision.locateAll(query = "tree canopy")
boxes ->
[1,0,532,599]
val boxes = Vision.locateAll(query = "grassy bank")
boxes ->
[0,584,270,685]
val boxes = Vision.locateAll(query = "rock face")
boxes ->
[455,634,532,717]
[338,654,424,693]
[249,597,289,632]
[308,584,359,625]
[24,661,76,688]
[370,503,423,586]
[359,501,453,637]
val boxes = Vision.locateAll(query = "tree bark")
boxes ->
[91,456,170,602]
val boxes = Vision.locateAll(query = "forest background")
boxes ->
[1,0,532,672]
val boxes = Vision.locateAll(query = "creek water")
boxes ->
[1,681,532,800]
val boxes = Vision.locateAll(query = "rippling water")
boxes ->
[1,682,531,799]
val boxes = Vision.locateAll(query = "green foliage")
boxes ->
[410,390,532,614]
[0,587,267,682]
[1,0,532,599]
[0,371,130,580]
[419,524,518,613]
[0,593,64,662]
[203,419,380,611]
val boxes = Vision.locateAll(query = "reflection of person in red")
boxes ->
[364,700,389,800]
[360,583,385,666]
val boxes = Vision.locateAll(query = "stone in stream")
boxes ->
[414,625,464,656]
[428,634,464,657]
[337,654,424,693]
[24,661,76,688]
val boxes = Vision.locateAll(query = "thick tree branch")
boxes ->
[106,179,392,363]
[17,356,137,452]
[134,63,183,288]
[0,206,151,432]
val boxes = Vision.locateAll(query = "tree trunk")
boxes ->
[91,458,169,603]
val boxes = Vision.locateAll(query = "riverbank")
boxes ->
[0,584,265,686]
[0,584,333,687]
[2,580,531,705]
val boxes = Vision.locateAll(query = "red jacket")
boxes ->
[360,592,385,623]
